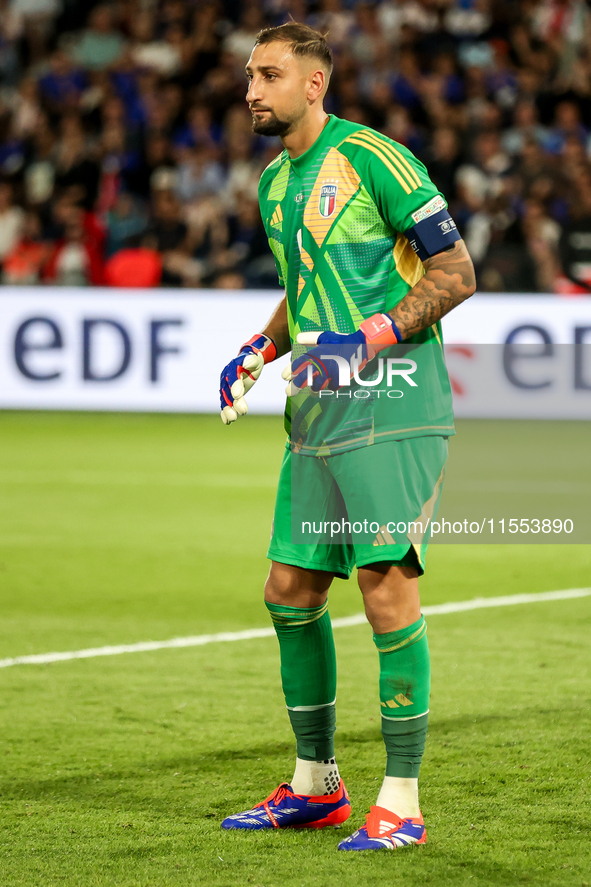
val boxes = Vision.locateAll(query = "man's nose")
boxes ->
[246,76,261,104]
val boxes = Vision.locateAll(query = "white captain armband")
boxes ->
[405,198,461,262]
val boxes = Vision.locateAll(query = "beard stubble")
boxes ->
[251,108,292,137]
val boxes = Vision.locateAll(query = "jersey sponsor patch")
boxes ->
[319,183,338,217]
[411,195,446,225]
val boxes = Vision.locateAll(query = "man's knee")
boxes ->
[264,561,333,607]
[357,562,420,634]
[357,561,418,596]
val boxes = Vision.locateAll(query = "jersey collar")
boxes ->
[288,115,337,176]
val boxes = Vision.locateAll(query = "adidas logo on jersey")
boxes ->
[270,204,283,229]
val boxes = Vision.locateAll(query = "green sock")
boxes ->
[266,600,337,761]
[373,615,430,778]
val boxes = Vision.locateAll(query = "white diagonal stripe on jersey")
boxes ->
[0,588,588,669]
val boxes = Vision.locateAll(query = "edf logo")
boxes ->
[13,317,184,383]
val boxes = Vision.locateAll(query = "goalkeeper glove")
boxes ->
[282,313,402,393]
[220,333,277,424]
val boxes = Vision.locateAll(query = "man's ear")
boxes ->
[307,68,327,102]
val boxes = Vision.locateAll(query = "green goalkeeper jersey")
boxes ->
[259,114,456,456]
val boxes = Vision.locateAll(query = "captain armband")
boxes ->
[404,197,461,262]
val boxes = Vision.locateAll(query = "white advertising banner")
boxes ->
[0,288,590,418]
[0,287,286,413]
[442,294,591,419]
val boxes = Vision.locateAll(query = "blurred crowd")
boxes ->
[1,0,591,291]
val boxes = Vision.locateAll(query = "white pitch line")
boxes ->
[0,588,589,671]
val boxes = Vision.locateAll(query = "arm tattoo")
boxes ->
[387,240,476,340]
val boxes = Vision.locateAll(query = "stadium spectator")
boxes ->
[223,3,265,68]
[9,0,61,65]
[0,1,20,87]
[142,186,190,286]
[44,202,105,285]
[0,181,25,263]
[104,191,147,256]
[10,76,44,140]
[309,0,354,51]
[104,245,162,287]
[70,5,126,71]
[501,99,552,156]
[423,127,462,203]
[130,10,182,77]
[546,98,589,153]
[1,0,591,291]
[175,145,225,204]
[207,196,277,287]
[38,49,86,113]
[1,209,51,284]
[559,173,591,288]
[53,113,100,209]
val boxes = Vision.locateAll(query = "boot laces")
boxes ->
[261,783,293,807]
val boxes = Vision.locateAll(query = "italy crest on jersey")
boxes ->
[319,183,338,217]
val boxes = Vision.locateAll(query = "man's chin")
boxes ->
[251,115,291,137]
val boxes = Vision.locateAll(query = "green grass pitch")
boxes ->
[0,412,590,887]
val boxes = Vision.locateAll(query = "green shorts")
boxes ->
[267,436,448,580]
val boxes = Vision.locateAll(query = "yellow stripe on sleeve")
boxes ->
[345,136,413,195]
[350,131,422,190]
[381,140,423,190]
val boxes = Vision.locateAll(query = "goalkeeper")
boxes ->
[219,22,476,852]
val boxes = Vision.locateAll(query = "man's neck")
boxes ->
[281,111,330,159]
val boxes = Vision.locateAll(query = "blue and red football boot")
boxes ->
[221,780,351,830]
[338,805,426,850]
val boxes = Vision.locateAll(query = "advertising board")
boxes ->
[0,288,590,418]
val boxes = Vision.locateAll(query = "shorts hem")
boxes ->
[355,548,425,576]
[267,548,352,581]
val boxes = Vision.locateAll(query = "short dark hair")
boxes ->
[253,22,333,73]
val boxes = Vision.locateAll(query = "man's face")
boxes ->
[245,41,315,137]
